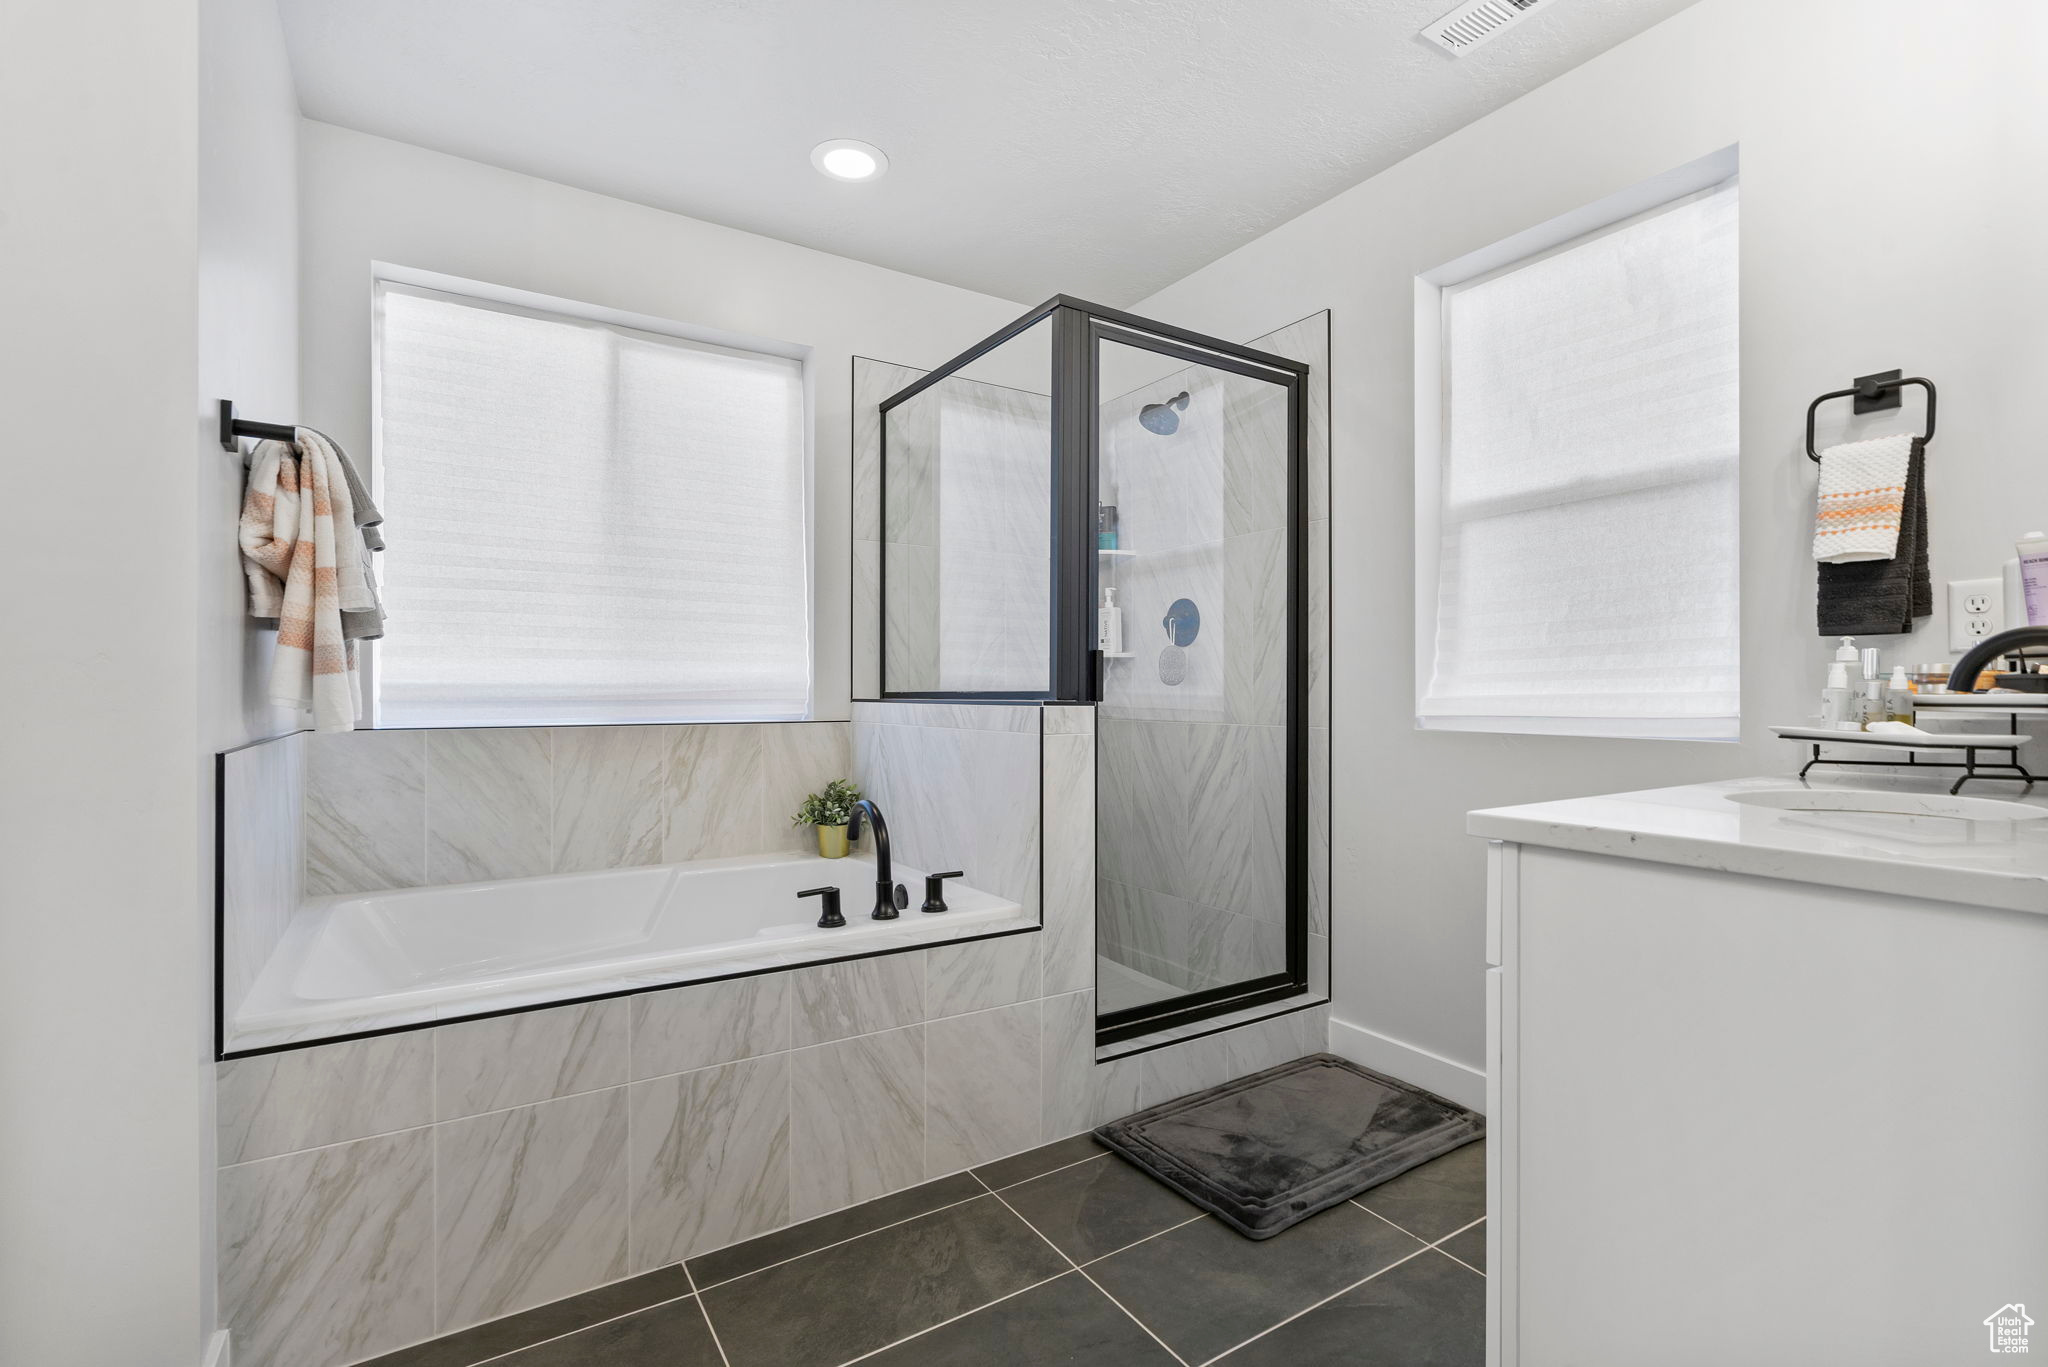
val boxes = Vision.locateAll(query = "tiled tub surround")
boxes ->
[216,975,1331,1367]
[219,714,1053,1051]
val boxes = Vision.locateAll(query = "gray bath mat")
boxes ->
[1094,1053,1484,1240]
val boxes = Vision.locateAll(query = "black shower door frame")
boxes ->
[876,296,1311,1044]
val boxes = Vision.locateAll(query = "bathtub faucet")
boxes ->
[846,799,909,921]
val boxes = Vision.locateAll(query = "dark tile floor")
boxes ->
[362,1134,1486,1367]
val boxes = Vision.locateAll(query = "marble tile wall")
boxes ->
[217,699,1328,1367]
[220,733,305,1021]
[300,721,852,897]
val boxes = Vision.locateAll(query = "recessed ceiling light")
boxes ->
[810,139,888,182]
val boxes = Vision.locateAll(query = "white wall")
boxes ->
[199,0,304,1346]
[297,120,1028,719]
[0,3,206,1364]
[1135,0,2048,1076]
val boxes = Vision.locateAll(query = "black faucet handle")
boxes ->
[921,871,964,914]
[798,885,844,928]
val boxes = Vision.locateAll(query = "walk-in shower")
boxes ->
[871,296,1324,1044]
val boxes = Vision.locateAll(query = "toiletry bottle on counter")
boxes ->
[2019,532,2048,625]
[1097,587,1123,654]
[1821,661,1856,728]
[1885,665,1915,724]
[1858,647,1884,729]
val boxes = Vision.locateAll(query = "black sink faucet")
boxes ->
[846,799,908,920]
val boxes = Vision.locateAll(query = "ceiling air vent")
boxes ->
[1420,0,1551,55]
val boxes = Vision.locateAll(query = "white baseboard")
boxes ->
[1327,1016,1487,1114]
[201,1329,230,1367]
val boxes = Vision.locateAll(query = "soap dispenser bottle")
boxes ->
[1821,661,1856,728]
[1097,587,1123,655]
[1885,665,1915,724]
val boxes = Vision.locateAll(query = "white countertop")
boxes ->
[1469,773,2048,914]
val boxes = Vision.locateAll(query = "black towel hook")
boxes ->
[1804,370,1936,462]
[217,398,298,452]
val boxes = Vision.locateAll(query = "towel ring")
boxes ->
[1805,371,1936,462]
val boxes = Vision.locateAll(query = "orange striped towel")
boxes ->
[1813,434,1913,563]
[238,431,374,730]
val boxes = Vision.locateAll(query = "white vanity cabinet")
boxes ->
[1475,779,2048,1367]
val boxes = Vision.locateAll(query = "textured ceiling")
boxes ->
[277,0,1699,304]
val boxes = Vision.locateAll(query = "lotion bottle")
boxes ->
[1097,587,1123,655]
[1821,661,1856,728]
[1885,665,1915,724]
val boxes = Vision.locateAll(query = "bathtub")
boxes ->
[227,852,1031,1052]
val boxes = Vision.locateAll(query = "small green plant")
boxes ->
[792,778,862,828]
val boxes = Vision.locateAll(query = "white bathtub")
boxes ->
[228,852,1030,1052]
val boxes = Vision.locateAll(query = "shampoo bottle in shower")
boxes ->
[1097,485,1120,550]
[1098,587,1123,655]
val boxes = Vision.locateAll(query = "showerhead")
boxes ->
[1139,391,1192,436]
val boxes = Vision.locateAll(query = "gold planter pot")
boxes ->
[815,823,849,859]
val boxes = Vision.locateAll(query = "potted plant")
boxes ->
[792,778,862,859]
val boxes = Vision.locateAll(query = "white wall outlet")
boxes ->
[1949,578,2005,650]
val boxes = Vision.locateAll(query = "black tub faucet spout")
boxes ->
[847,799,909,920]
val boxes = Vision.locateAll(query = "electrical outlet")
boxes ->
[1949,578,2005,650]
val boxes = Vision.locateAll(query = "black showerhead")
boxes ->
[1139,391,1192,436]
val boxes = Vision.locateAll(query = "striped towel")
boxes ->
[1812,434,1913,562]
[238,430,376,730]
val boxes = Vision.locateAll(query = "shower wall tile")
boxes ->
[789,1025,925,1220]
[926,934,1040,1019]
[1185,723,1287,921]
[631,974,791,1080]
[1222,372,1291,538]
[926,1000,1041,1176]
[628,1054,790,1269]
[963,726,1042,911]
[853,538,882,698]
[306,728,425,896]
[1097,717,1187,898]
[852,701,1039,733]
[882,388,940,549]
[550,726,666,873]
[1308,518,1330,730]
[1042,990,1141,1138]
[1138,1005,1329,1108]
[664,723,764,862]
[759,722,852,853]
[881,540,940,693]
[435,1087,630,1330]
[427,728,552,885]
[435,999,627,1121]
[1252,312,1331,523]
[221,732,305,1017]
[219,1128,434,1367]
[852,358,926,544]
[1040,728,1096,998]
[1042,703,1096,736]
[217,1031,432,1165]
[791,953,925,1047]
[1224,527,1288,728]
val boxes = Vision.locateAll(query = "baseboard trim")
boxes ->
[1327,1016,1486,1114]
[201,1329,230,1367]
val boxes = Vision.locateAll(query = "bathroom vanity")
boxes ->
[1472,776,2048,1367]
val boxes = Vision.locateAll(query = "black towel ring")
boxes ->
[1804,370,1936,462]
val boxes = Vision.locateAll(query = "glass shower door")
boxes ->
[1092,324,1304,1036]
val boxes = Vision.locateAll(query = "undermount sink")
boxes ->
[1725,788,2048,823]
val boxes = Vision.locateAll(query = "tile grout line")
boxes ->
[829,1269,1075,1367]
[1194,1238,1442,1367]
[689,1188,995,1294]
[681,1261,734,1367]
[1075,1211,1208,1269]
[450,1287,699,1367]
[971,1171,1193,1367]
[987,1148,1111,1192]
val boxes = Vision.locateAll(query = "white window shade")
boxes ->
[373,282,810,727]
[1420,179,1739,739]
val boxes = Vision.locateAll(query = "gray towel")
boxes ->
[1817,437,1931,635]
[302,427,387,641]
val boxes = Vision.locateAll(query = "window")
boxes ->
[371,280,810,727]
[1416,160,1739,740]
